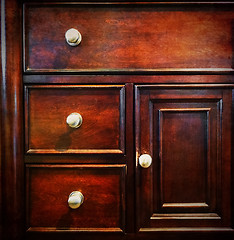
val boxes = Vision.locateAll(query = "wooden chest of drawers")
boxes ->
[1,1,234,240]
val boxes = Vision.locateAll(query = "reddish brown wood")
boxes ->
[232,90,234,231]
[135,85,232,230]
[1,1,234,240]
[26,164,126,232]
[23,0,233,3]
[24,85,125,154]
[24,4,234,72]
[24,75,234,84]
[24,154,127,164]
[154,103,220,215]
[1,0,24,240]
[0,1,2,238]
[125,83,135,232]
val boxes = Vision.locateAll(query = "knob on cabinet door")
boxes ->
[66,112,83,128]
[65,28,82,46]
[139,154,152,168]
[68,191,84,209]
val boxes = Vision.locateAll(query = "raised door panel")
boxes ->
[135,85,233,231]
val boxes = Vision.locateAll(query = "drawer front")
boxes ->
[26,164,126,232]
[24,85,125,154]
[24,4,234,72]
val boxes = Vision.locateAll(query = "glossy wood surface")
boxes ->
[24,75,234,84]
[135,85,233,231]
[25,85,125,154]
[0,1,2,238]
[1,1,234,240]
[23,0,231,2]
[24,3,234,73]
[26,164,126,232]
[1,0,24,240]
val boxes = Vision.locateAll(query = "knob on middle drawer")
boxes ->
[66,112,83,128]
[65,28,82,46]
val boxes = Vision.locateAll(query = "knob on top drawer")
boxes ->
[65,28,82,46]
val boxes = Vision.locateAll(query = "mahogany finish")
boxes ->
[26,164,126,232]
[1,0,24,240]
[24,75,234,84]
[1,1,234,240]
[24,85,125,154]
[24,3,234,73]
[135,86,232,230]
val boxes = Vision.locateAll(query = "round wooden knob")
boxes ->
[66,112,83,128]
[68,191,84,209]
[65,28,82,46]
[139,154,152,168]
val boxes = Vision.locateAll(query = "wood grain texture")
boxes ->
[154,104,220,216]
[1,0,24,239]
[24,230,234,240]
[24,85,125,154]
[232,90,234,232]
[1,1,234,240]
[0,2,2,239]
[125,83,135,232]
[22,1,234,3]
[23,75,234,84]
[26,164,126,232]
[24,4,234,72]
[135,85,232,230]
[158,109,211,207]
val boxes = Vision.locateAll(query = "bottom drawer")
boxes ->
[26,165,126,232]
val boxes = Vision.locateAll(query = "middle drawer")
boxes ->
[24,85,125,154]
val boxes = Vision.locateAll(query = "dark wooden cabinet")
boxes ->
[1,1,234,240]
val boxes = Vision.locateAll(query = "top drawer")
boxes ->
[24,3,234,73]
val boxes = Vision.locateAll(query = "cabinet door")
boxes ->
[135,85,233,233]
